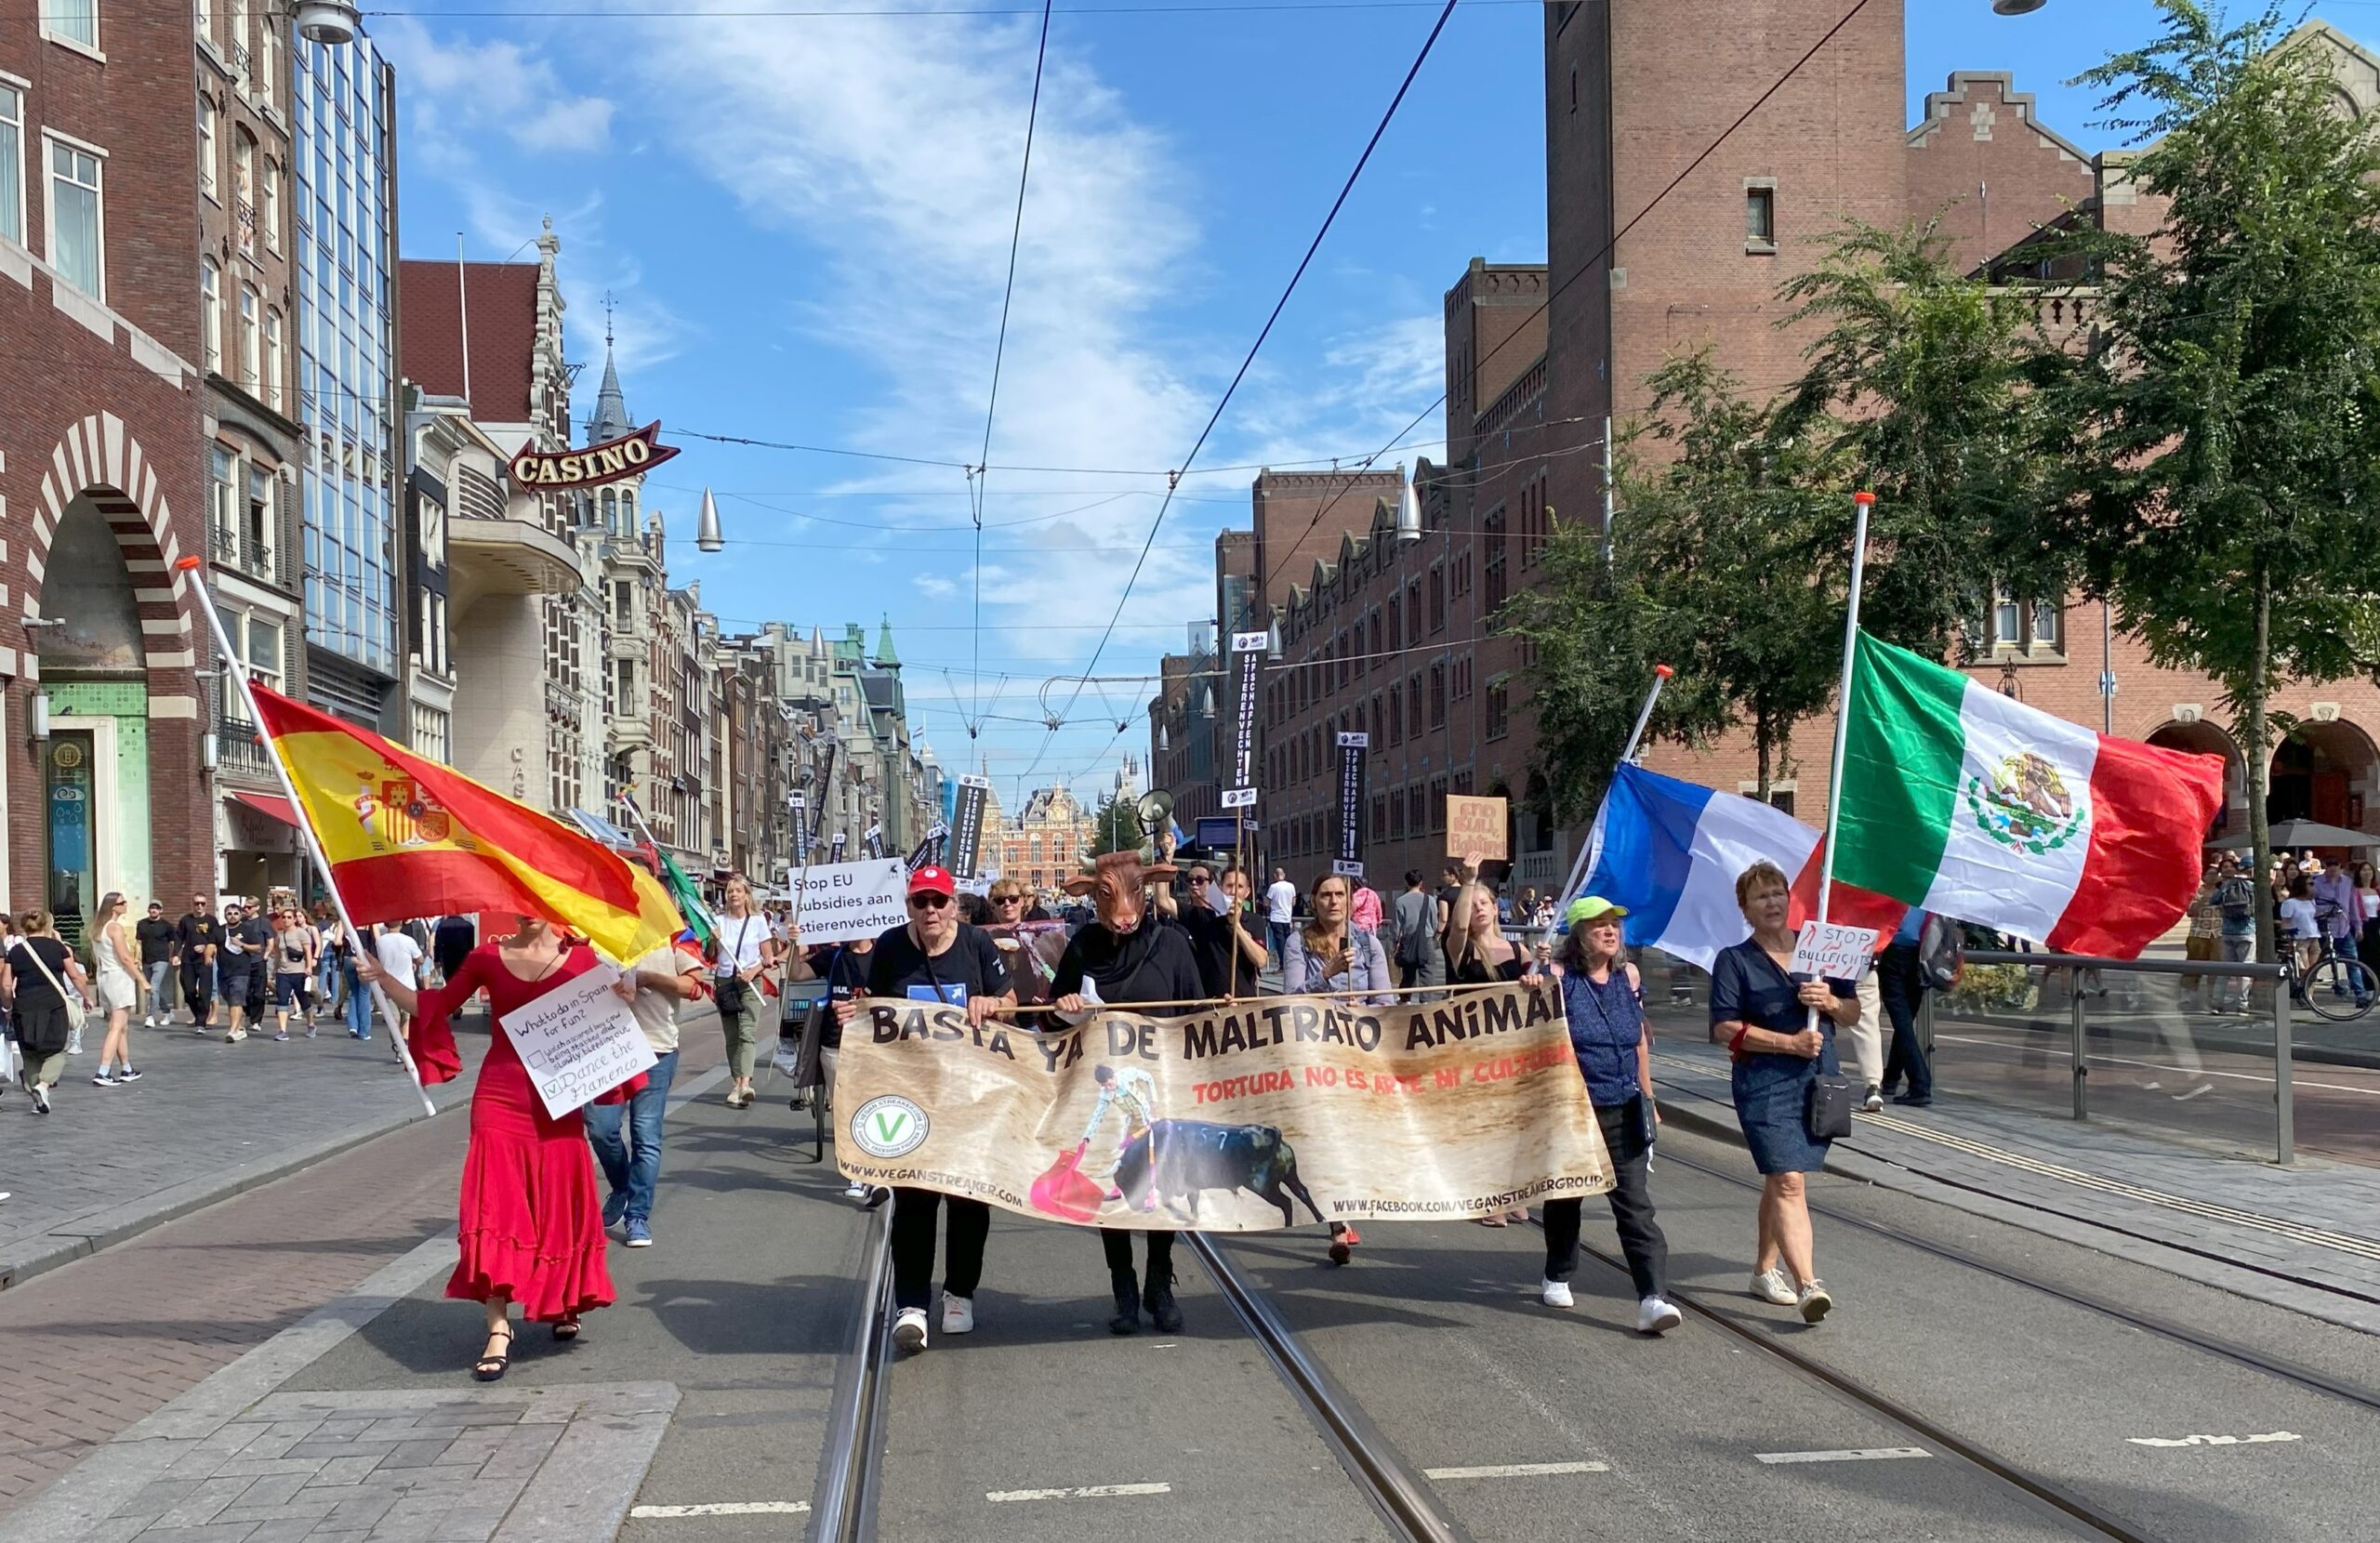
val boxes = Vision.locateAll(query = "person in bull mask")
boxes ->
[1050,850,1205,1336]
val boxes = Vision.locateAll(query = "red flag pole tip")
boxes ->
[1654,664,1675,679]
[173,554,203,572]
[1853,491,1876,506]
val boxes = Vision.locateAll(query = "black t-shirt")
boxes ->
[177,913,222,956]
[1053,918,1205,1015]
[820,944,872,1049]
[865,923,1012,1009]
[7,936,74,1012]
[136,917,178,966]
[220,917,267,969]
[1169,903,1262,999]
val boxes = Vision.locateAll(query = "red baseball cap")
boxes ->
[907,865,956,898]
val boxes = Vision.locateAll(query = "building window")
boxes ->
[1484,508,1508,611]
[1429,565,1445,633]
[233,130,256,257]
[1746,184,1778,253]
[256,13,279,112]
[1429,662,1447,730]
[1992,589,2023,650]
[44,0,98,50]
[210,444,238,558]
[616,657,635,708]
[2030,599,2063,653]
[231,612,284,693]
[45,136,103,298]
[200,257,222,375]
[1486,679,1510,741]
[196,0,214,43]
[261,156,280,251]
[197,97,219,204]
[246,463,276,578]
[263,307,284,411]
[238,282,259,392]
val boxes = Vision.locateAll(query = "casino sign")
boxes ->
[509,420,681,490]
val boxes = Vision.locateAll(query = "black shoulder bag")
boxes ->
[715,917,755,1017]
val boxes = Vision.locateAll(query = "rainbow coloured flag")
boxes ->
[249,684,681,966]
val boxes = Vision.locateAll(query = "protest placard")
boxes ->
[499,964,657,1121]
[788,857,911,943]
[1446,795,1509,863]
[1790,920,1881,983]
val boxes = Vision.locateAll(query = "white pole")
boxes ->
[1806,490,1875,1033]
[1553,664,1673,906]
[176,557,435,1115]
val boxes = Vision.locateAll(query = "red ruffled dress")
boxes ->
[411,942,628,1323]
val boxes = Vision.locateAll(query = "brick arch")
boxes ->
[27,411,195,672]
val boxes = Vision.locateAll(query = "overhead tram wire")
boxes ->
[1024,0,1463,782]
[970,0,1058,742]
[1251,0,1884,604]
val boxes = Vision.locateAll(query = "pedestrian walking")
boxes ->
[712,876,793,1110]
[1351,880,1384,937]
[1876,909,1933,1107]
[835,864,1015,1353]
[1443,879,1538,1225]
[1710,860,1857,1325]
[2282,873,2321,993]
[1051,851,1204,1335]
[217,902,261,1043]
[358,917,642,1379]
[1390,870,1443,992]
[9,911,91,1115]
[311,900,344,1019]
[271,906,318,1042]
[1280,869,1395,1262]
[88,892,144,1085]
[176,894,221,1031]
[369,920,426,1041]
[2214,855,2257,1012]
[2181,864,2220,1009]
[586,939,707,1248]
[816,934,874,1201]
[1540,897,1679,1334]
[136,901,177,1027]
[1263,867,1298,972]
[432,911,476,987]
[2358,861,2380,969]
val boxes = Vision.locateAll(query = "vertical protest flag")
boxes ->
[1333,732,1368,878]
[863,825,885,861]
[1561,665,1673,907]
[790,792,812,865]
[829,831,848,861]
[950,774,993,878]
[1222,630,1267,813]
[621,791,717,949]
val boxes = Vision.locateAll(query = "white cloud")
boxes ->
[913,574,959,599]
[378,19,615,157]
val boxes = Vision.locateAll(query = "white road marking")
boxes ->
[986,1484,1173,1502]
[1425,1461,1610,1480]
[2127,1431,2301,1449]
[628,1501,813,1517]
[1755,1447,1929,1465]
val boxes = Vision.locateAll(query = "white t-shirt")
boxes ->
[373,929,423,989]
[1265,880,1297,925]
[2281,897,2320,940]
[715,913,768,978]
[628,943,696,1053]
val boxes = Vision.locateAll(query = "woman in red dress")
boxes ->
[359,915,628,1379]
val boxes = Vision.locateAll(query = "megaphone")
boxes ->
[1136,789,1175,860]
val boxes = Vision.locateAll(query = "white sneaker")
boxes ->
[1752,1267,1797,1305]
[892,1307,929,1353]
[843,1181,871,1202]
[66,1032,83,1056]
[1796,1279,1834,1325]
[1861,1085,1884,1114]
[1636,1296,1683,1335]
[1540,1277,1574,1309]
[941,1293,975,1335]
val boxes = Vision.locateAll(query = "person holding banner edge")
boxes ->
[1282,869,1395,1264]
[1710,861,1858,1325]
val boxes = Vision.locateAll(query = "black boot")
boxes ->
[1108,1267,1141,1335]
[1143,1264,1183,1335]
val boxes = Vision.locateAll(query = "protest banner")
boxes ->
[862,825,885,861]
[498,963,658,1120]
[1223,629,1267,811]
[1790,920,1880,983]
[1334,731,1368,878]
[950,775,993,878]
[787,857,911,943]
[835,982,1612,1230]
[1447,795,1509,864]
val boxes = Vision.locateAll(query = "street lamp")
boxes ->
[1992,0,2047,14]
[292,2,364,44]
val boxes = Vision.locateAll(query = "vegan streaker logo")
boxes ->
[850,1095,930,1159]
[1965,750,2082,855]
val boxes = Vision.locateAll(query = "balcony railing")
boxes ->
[218,712,271,775]
[211,524,280,587]
[236,199,257,259]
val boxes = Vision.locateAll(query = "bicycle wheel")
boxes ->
[2303,956,2377,1021]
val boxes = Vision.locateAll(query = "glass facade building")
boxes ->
[292,30,400,691]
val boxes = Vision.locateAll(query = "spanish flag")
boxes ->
[249,684,680,966]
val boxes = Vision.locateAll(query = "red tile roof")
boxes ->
[399,260,542,426]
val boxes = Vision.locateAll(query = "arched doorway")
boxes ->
[2147,719,2244,841]
[2271,719,2379,836]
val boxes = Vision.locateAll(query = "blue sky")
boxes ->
[375,0,2376,808]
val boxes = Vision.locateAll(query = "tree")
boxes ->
[2034,1,2380,961]
[1091,793,1144,857]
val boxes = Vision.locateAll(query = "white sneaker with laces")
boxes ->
[1861,1085,1884,1114]
[1540,1277,1574,1309]
[1796,1279,1834,1325]
[941,1294,975,1335]
[844,1180,871,1202]
[1752,1267,1797,1305]
[1636,1297,1683,1335]
[66,1031,83,1056]
[892,1307,929,1353]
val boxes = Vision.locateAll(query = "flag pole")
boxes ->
[1805,491,1875,1035]
[173,556,435,1115]
[1553,663,1673,907]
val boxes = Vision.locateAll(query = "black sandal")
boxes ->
[473,1325,514,1381]
[553,1314,581,1342]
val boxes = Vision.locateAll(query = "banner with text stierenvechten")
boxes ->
[834,982,1612,1230]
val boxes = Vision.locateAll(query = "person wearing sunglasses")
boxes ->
[835,865,1015,1355]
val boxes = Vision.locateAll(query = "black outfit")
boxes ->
[7,936,75,1057]
[1446,943,1527,987]
[225,917,271,1017]
[1878,940,1932,1101]
[433,915,476,982]
[1051,917,1204,1335]
[1166,900,1262,999]
[176,912,221,1022]
[867,923,1012,1314]
[820,944,871,1051]
[135,917,178,968]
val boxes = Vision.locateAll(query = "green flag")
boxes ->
[658,849,718,950]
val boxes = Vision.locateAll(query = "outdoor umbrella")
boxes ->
[2208,819,2378,851]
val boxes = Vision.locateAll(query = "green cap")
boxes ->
[1565,895,1628,926]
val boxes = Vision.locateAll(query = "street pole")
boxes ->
[1806,491,1876,1034]
[172,555,434,1115]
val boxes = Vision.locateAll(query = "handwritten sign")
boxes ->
[1790,921,1881,983]
[1446,795,1509,863]
[790,858,911,944]
[499,964,657,1121]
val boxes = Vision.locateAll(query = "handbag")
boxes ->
[713,916,756,1016]
[1805,1074,1857,1141]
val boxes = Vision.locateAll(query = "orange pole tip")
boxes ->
[1853,491,1876,506]
[1654,664,1675,678]
[173,554,203,572]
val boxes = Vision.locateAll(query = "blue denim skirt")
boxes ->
[1731,1045,1836,1176]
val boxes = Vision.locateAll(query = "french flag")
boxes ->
[1579,763,1904,971]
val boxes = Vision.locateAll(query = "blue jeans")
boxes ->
[2336,933,2371,1005]
[584,1048,679,1224]
[342,961,373,1035]
[1267,921,1291,967]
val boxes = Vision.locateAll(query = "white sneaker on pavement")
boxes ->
[66,1031,82,1056]
[844,1181,871,1202]
[1796,1279,1834,1325]
[892,1307,929,1353]
[1540,1278,1574,1309]
[1752,1267,1797,1305]
[941,1294,975,1335]
[1636,1297,1683,1335]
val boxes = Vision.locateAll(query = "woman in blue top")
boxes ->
[1540,897,1680,1336]
[1709,860,1858,1325]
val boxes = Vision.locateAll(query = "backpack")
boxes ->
[1917,912,1964,992]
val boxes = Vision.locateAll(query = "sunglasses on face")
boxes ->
[908,893,953,910]
[992,894,1025,905]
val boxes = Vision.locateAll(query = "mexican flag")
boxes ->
[1831,631,2225,958]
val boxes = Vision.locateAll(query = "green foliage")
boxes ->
[1091,794,1144,858]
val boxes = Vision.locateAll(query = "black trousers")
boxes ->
[890,1189,989,1312]
[1542,1095,1667,1300]
[1878,941,1932,1099]
[180,960,213,1022]
[1100,1226,1175,1274]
